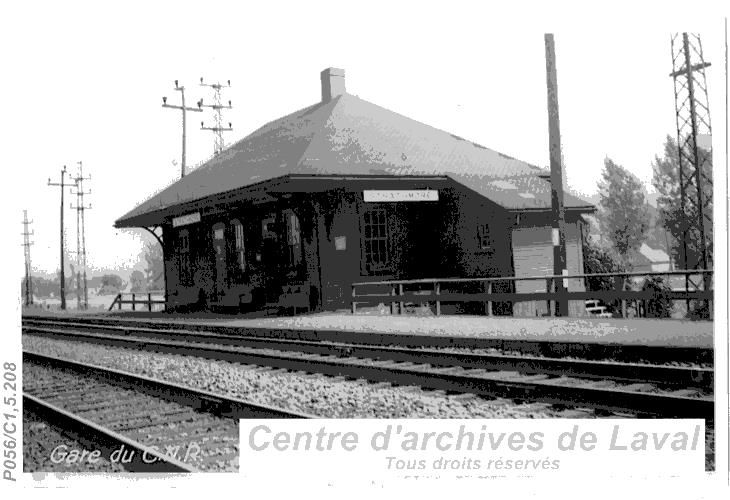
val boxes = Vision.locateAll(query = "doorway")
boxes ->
[211,223,227,301]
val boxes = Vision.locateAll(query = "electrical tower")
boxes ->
[162,81,203,178]
[21,210,34,307]
[71,161,91,310]
[48,166,68,310]
[669,33,713,292]
[199,77,233,155]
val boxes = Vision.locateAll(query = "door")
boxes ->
[260,213,283,303]
[212,223,227,300]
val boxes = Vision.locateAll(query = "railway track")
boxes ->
[25,315,713,365]
[23,350,313,473]
[23,318,714,420]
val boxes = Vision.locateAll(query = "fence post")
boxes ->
[390,285,395,314]
[704,271,712,319]
[546,278,553,316]
[620,275,627,318]
[131,293,135,311]
[148,293,152,312]
[707,271,713,319]
[351,286,356,314]
[118,293,122,310]
[435,282,441,316]
[486,282,493,316]
[398,283,404,314]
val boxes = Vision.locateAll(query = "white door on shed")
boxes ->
[511,224,585,317]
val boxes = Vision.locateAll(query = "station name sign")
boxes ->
[363,190,439,202]
[172,212,201,227]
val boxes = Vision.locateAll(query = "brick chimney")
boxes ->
[321,67,345,102]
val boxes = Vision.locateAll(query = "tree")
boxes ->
[651,135,713,269]
[597,158,650,266]
[130,270,145,293]
[142,241,164,291]
[98,274,124,295]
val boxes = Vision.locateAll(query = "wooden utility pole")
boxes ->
[21,210,34,306]
[48,166,68,310]
[544,33,569,316]
[162,81,203,178]
[71,161,92,309]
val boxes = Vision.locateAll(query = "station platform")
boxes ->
[21,309,714,349]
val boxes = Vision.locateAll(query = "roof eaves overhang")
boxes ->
[114,174,452,229]
[443,174,595,214]
[114,175,291,229]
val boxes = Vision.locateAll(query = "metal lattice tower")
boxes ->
[71,161,91,309]
[199,78,233,155]
[669,33,713,282]
[21,210,34,306]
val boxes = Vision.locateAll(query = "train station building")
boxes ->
[115,68,595,315]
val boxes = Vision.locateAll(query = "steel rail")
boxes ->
[23,350,315,419]
[23,392,198,473]
[23,321,713,390]
[22,315,713,365]
[23,328,714,420]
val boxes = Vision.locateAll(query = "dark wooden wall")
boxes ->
[161,187,585,314]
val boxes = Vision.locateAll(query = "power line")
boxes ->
[199,77,233,156]
[48,166,68,310]
[21,210,34,307]
[162,80,203,179]
[71,161,91,310]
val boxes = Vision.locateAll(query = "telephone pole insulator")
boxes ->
[200,77,233,156]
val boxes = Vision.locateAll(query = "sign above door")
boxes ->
[363,190,439,202]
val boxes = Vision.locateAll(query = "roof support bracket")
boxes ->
[142,226,164,248]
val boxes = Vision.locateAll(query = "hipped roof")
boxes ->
[116,93,592,227]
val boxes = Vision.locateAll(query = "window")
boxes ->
[285,211,302,268]
[362,207,391,273]
[477,223,491,250]
[231,219,246,272]
[177,229,192,285]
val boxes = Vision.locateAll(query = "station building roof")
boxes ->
[116,68,593,228]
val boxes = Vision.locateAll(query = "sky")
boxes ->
[2,0,728,279]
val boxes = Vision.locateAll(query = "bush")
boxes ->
[641,276,673,318]
[583,240,627,291]
[583,239,628,316]
[687,300,711,320]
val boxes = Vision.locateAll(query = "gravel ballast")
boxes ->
[24,409,128,473]
[22,334,570,419]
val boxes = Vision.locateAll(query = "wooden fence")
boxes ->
[351,270,713,319]
[108,292,167,312]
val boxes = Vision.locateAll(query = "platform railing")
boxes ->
[108,291,166,312]
[351,269,713,319]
